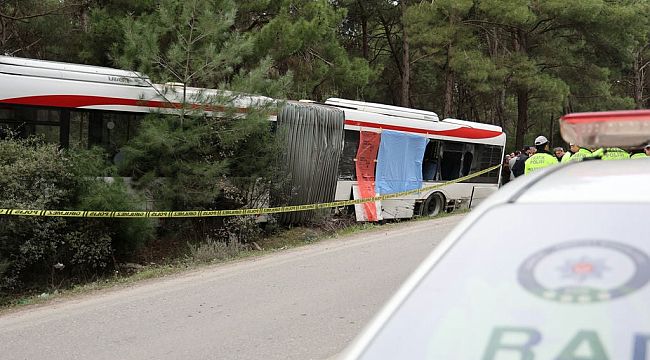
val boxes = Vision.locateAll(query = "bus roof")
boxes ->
[0,55,504,144]
[0,55,151,87]
[325,98,439,122]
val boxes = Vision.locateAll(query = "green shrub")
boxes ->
[0,139,78,289]
[187,237,243,263]
[76,179,155,259]
[119,111,281,245]
[216,216,262,244]
[0,138,77,209]
[63,224,113,271]
[0,138,154,292]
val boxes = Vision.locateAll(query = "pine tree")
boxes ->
[116,0,290,213]
[253,0,375,100]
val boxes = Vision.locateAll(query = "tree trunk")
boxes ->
[495,89,506,129]
[400,0,410,107]
[515,89,529,150]
[79,0,93,33]
[361,17,369,60]
[356,0,369,60]
[513,30,530,150]
[549,113,555,146]
[443,52,454,117]
[633,51,645,109]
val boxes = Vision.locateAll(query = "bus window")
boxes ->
[422,140,440,181]
[461,151,473,176]
[0,106,20,138]
[440,141,464,180]
[102,113,138,150]
[35,109,61,143]
[0,106,61,142]
[69,111,90,149]
[88,111,143,155]
[461,144,503,184]
[338,130,359,180]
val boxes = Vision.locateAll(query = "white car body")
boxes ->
[341,158,650,359]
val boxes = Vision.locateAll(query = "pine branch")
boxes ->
[377,12,402,76]
[8,38,40,55]
[639,59,650,72]
[307,48,334,67]
[528,18,554,34]
[463,19,525,33]
[155,55,185,83]
[0,2,79,21]
[410,51,437,65]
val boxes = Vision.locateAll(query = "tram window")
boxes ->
[439,140,464,180]
[87,111,143,154]
[0,106,61,141]
[34,124,60,143]
[461,151,473,176]
[0,107,10,120]
[422,140,440,181]
[0,105,145,155]
[0,125,8,139]
[36,109,60,123]
[69,111,90,149]
[0,107,18,138]
[338,130,360,180]
[440,151,462,180]
[461,144,503,184]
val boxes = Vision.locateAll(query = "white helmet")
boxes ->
[534,135,549,146]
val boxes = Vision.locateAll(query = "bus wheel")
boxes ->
[422,192,445,217]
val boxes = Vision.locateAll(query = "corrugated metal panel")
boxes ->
[274,103,345,224]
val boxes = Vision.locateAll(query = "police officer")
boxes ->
[511,146,533,178]
[553,147,566,162]
[631,144,650,159]
[525,136,559,175]
[592,147,630,160]
[562,143,592,163]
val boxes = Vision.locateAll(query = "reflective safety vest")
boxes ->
[631,152,649,159]
[524,153,558,175]
[593,148,630,160]
[568,148,592,162]
[560,152,572,163]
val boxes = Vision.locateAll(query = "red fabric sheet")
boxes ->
[355,131,381,221]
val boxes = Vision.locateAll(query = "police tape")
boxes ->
[0,164,501,218]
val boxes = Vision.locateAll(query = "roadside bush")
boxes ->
[0,139,75,289]
[0,138,154,292]
[216,216,262,245]
[187,237,243,263]
[76,179,155,259]
[119,109,281,247]
[0,217,68,289]
[0,138,77,209]
[63,223,113,271]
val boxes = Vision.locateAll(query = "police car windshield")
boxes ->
[357,203,650,359]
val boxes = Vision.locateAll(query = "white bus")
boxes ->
[0,56,505,220]
[327,98,505,219]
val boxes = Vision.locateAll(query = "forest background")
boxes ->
[2,0,649,149]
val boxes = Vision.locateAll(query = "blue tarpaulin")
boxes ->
[375,130,427,195]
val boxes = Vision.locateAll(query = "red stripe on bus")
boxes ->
[344,120,502,139]
[0,95,249,113]
[0,95,502,139]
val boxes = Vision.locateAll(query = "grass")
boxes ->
[0,210,468,312]
[0,265,182,310]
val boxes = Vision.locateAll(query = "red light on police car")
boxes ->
[560,110,650,148]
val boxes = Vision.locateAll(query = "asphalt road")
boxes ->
[0,215,464,360]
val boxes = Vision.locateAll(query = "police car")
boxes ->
[339,110,650,359]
